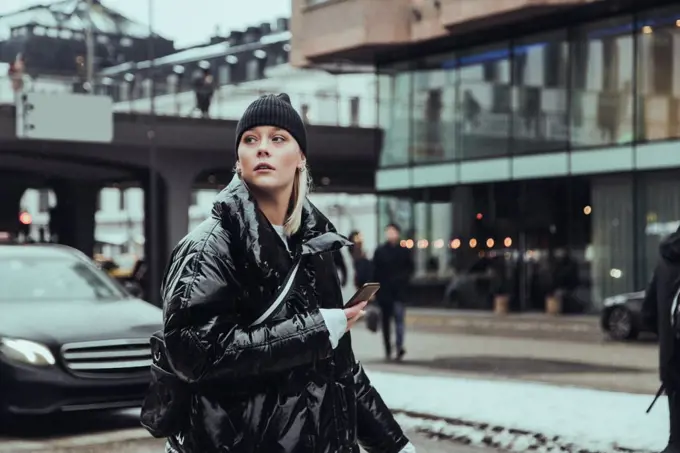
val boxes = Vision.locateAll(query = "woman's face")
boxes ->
[237,126,304,194]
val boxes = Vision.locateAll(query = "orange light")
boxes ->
[405,239,414,249]
[469,238,477,248]
[417,239,429,249]
[504,237,512,247]
[486,238,495,248]
[19,212,32,225]
[400,240,407,247]
[450,239,461,249]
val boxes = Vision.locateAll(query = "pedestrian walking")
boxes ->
[141,93,415,453]
[372,224,413,361]
[642,226,680,453]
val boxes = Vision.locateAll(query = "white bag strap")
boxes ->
[671,284,680,328]
[250,260,300,327]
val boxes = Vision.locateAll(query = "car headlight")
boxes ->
[0,338,56,366]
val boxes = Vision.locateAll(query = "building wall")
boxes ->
[374,4,680,310]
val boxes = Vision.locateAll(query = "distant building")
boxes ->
[0,0,174,100]
[16,12,380,261]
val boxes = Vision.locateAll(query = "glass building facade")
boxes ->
[375,5,680,312]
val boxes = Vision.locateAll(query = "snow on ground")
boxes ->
[366,370,667,453]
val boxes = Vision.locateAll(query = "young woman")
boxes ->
[160,94,415,453]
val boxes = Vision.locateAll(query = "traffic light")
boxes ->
[18,210,32,238]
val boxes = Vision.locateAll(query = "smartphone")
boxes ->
[345,283,380,308]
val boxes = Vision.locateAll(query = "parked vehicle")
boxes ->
[0,244,161,418]
[600,290,656,341]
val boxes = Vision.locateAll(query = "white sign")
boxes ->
[16,92,113,143]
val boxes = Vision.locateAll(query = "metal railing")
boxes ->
[0,73,381,128]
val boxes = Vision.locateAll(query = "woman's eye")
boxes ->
[272,136,286,142]
[244,136,257,143]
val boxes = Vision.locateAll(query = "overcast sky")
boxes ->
[0,0,291,47]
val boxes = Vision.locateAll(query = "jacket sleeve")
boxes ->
[641,269,659,334]
[162,245,333,384]
[353,361,410,453]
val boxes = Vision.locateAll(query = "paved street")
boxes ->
[351,322,660,395]
[0,319,659,452]
[0,409,502,452]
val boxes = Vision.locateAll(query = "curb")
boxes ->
[392,410,652,453]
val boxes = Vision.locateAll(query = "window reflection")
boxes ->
[570,16,635,147]
[637,6,680,141]
[456,43,512,159]
[412,61,455,163]
[512,32,570,154]
[379,68,411,166]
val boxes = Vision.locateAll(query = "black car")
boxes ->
[600,290,656,341]
[0,244,162,418]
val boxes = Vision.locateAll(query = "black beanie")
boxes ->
[234,93,307,156]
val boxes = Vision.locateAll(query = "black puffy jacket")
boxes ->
[160,178,409,453]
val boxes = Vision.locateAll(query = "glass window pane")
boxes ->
[511,31,569,154]
[637,172,680,286]
[637,6,680,141]
[589,175,635,308]
[570,16,635,148]
[456,42,512,160]
[412,56,457,163]
[378,67,411,167]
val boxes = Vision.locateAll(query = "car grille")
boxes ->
[60,339,151,378]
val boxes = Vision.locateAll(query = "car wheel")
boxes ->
[607,306,638,341]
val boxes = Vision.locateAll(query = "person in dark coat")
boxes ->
[158,94,415,453]
[642,227,680,453]
[372,224,414,361]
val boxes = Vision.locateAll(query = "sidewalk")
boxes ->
[367,370,665,453]
[404,307,605,342]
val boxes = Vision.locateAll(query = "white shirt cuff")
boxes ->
[319,308,347,349]
[399,442,417,453]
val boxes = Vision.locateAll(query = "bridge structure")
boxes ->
[0,76,382,304]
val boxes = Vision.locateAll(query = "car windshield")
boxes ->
[0,256,126,301]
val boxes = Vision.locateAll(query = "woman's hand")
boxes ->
[343,301,368,332]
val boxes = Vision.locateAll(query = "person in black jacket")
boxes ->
[158,94,414,453]
[373,224,414,361]
[642,227,680,453]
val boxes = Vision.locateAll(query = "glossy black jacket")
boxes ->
[160,178,409,453]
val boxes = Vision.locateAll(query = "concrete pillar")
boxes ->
[143,166,195,306]
[51,180,99,256]
[0,183,28,235]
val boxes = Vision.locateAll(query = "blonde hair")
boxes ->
[235,161,311,236]
[284,163,310,236]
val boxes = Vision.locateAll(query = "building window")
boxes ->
[636,5,680,141]
[218,65,231,85]
[119,82,129,101]
[246,59,260,81]
[570,16,635,147]
[38,190,50,213]
[142,79,153,98]
[378,64,412,167]
[167,74,178,94]
[119,190,126,212]
[511,30,569,154]
[349,96,360,126]
[413,64,449,163]
[456,42,513,160]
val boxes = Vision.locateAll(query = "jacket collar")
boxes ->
[212,175,351,257]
